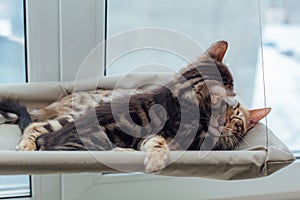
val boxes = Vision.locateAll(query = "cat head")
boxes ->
[211,101,271,150]
[224,103,271,134]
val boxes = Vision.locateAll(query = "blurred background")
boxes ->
[0,0,26,84]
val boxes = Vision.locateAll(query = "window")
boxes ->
[0,0,30,198]
[107,0,300,154]
[0,0,27,83]
[107,0,263,108]
[0,176,30,199]
[255,0,300,154]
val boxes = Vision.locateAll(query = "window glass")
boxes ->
[107,0,263,106]
[0,0,26,83]
[107,0,300,152]
[0,0,30,198]
[255,0,300,152]
[0,176,30,199]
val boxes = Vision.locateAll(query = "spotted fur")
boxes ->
[0,41,270,172]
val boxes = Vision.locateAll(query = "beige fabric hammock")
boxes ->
[0,73,295,180]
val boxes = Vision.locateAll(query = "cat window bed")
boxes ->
[0,73,295,180]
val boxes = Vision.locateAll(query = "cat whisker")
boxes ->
[235,134,250,148]
[232,135,240,149]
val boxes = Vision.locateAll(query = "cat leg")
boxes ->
[16,121,51,151]
[17,115,74,151]
[139,135,169,173]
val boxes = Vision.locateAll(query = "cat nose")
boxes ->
[232,119,243,132]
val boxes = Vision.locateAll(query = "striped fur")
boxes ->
[0,41,271,172]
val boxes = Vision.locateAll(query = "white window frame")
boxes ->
[25,0,300,199]
[26,0,104,82]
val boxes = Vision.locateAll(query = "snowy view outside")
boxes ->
[107,0,300,152]
[254,0,300,152]
[0,0,26,84]
[254,25,300,152]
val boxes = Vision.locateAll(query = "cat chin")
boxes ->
[213,135,240,150]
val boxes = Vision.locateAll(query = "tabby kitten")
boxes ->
[0,41,270,172]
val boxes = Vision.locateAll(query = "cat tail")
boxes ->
[0,99,32,133]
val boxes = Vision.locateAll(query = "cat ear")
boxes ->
[206,40,228,62]
[247,108,271,130]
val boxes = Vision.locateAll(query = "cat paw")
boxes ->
[16,139,37,151]
[144,148,169,173]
